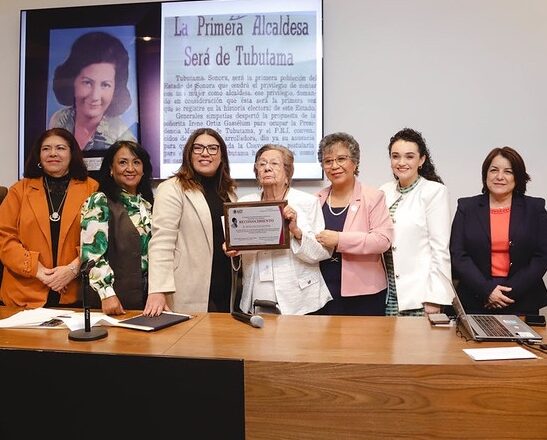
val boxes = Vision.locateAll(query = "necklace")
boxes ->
[261,186,289,201]
[327,190,350,216]
[44,177,68,222]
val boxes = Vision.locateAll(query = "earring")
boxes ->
[37,163,42,168]
[419,165,423,170]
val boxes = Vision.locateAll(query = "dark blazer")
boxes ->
[0,186,7,290]
[0,186,7,204]
[450,193,547,314]
[85,198,147,310]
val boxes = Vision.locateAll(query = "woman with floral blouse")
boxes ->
[80,140,154,315]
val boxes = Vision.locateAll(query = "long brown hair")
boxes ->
[174,128,236,200]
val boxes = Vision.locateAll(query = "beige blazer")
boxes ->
[148,177,235,313]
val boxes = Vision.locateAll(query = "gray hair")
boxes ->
[254,144,295,186]
[317,132,360,176]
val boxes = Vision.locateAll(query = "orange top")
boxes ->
[490,207,511,276]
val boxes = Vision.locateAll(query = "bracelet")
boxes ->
[68,264,78,277]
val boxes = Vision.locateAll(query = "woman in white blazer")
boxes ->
[379,128,453,316]
[226,144,332,315]
[144,128,237,315]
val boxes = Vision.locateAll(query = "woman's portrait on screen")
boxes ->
[47,27,139,154]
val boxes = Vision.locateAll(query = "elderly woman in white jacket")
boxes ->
[227,144,332,315]
[379,128,453,316]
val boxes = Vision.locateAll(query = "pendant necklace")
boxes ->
[327,190,350,217]
[44,177,68,222]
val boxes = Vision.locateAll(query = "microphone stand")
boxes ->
[229,256,264,328]
[68,261,108,341]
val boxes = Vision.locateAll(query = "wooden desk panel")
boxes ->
[245,361,547,440]
[167,314,547,440]
[0,309,243,439]
[1,309,546,439]
[0,348,245,439]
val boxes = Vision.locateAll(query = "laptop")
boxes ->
[450,283,542,342]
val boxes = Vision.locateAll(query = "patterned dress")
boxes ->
[80,190,152,300]
[384,177,425,317]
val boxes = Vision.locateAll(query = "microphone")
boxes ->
[68,259,108,341]
[231,311,264,328]
[80,259,96,276]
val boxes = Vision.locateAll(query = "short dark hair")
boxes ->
[175,128,237,200]
[24,127,88,180]
[317,132,360,176]
[481,146,530,195]
[98,140,154,205]
[52,32,131,117]
[388,128,444,184]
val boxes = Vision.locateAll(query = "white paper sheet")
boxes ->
[0,308,75,328]
[463,346,538,361]
[53,312,121,331]
[0,308,121,331]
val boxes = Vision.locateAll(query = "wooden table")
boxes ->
[167,314,547,440]
[1,308,546,439]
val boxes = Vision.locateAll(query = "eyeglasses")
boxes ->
[322,155,350,169]
[256,160,283,170]
[192,143,220,155]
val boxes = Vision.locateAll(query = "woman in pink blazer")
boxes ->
[315,132,393,315]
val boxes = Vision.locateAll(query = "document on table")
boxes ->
[0,308,118,331]
[0,309,190,332]
[49,312,121,331]
[463,346,538,361]
[0,308,76,328]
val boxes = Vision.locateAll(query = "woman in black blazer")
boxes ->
[450,146,547,315]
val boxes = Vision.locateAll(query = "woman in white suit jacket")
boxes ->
[144,128,237,315]
[379,128,453,316]
[227,144,332,315]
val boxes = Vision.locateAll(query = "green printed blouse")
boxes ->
[81,190,152,300]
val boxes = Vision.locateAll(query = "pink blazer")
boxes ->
[317,180,393,296]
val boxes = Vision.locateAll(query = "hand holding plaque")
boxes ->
[224,201,290,251]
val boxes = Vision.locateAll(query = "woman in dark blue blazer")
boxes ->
[450,146,547,315]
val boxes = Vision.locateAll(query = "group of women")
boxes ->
[0,128,152,314]
[0,126,546,318]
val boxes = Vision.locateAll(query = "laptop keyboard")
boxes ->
[473,315,513,337]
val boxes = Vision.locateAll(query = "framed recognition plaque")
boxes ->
[224,201,290,251]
